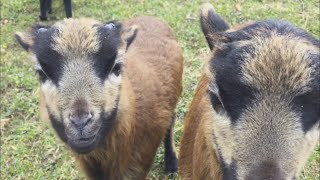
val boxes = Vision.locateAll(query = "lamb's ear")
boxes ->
[15,32,34,52]
[200,3,230,50]
[120,25,138,51]
[15,25,49,52]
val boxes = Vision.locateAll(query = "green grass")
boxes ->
[1,0,319,179]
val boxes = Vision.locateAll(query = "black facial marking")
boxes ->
[246,161,286,180]
[211,43,256,123]
[96,98,119,145]
[111,62,122,77]
[212,131,238,180]
[292,90,320,132]
[32,25,63,85]
[36,69,48,83]
[222,161,238,180]
[291,53,319,132]
[93,21,122,81]
[47,96,119,153]
[209,20,319,124]
[208,90,224,114]
[48,110,68,143]
[224,20,320,47]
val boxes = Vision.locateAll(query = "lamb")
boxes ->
[16,16,183,179]
[179,3,319,180]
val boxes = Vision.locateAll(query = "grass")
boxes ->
[1,0,319,179]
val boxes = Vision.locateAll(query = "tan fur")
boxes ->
[47,16,183,179]
[39,89,49,121]
[16,15,183,179]
[242,34,317,95]
[227,21,255,32]
[179,7,319,178]
[53,18,100,57]
[179,75,223,180]
[15,31,34,48]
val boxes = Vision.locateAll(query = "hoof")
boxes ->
[39,15,48,21]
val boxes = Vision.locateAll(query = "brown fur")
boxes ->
[18,16,183,179]
[179,4,319,179]
[74,16,183,179]
[179,19,252,179]
[179,75,223,180]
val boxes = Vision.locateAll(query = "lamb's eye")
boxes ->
[112,63,122,76]
[36,69,48,82]
[208,91,225,114]
[35,64,48,82]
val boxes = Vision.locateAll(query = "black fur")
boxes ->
[200,7,229,50]
[224,20,320,46]
[48,97,119,154]
[49,111,68,143]
[212,132,238,180]
[208,90,224,115]
[223,20,320,132]
[39,0,72,21]
[94,21,122,81]
[246,161,286,180]
[31,25,63,85]
[208,20,320,128]
[163,114,178,176]
[210,43,256,123]
[63,0,72,18]
[222,161,238,180]
[39,0,48,20]
[292,75,320,132]
[295,53,320,132]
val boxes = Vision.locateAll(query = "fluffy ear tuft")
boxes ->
[200,3,230,50]
[121,25,138,51]
[15,32,34,52]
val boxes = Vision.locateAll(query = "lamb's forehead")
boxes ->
[211,27,319,97]
[51,18,102,56]
[241,35,319,94]
[53,18,101,29]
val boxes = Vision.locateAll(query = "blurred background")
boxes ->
[1,0,319,179]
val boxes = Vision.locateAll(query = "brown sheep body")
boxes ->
[16,16,183,179]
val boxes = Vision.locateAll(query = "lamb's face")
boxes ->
[16,18,137,153]
[200,4,320,179]
[207,34,319,180]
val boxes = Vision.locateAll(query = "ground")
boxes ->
[0,0,319,179]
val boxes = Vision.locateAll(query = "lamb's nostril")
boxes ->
[69,113,92,129]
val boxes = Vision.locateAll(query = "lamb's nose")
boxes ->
[69,113,92,129]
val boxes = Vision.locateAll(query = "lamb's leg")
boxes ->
[39,0,48,21]
[164,113,178,178]
[46,0,52,14]
[63,0,72,18]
